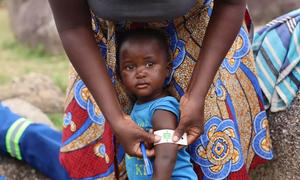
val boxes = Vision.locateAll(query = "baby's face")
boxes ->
[119,38,170,103]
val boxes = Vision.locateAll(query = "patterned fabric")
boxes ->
[60,0,273,179]
[252,9,300,112]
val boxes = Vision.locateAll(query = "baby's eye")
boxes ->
[145,62,154,68]
[125,65,135,71]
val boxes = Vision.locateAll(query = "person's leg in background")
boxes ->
[0,103,70,180]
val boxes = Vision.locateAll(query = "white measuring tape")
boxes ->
[154,129,187,146]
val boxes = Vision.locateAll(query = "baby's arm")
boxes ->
[152,109,178,180]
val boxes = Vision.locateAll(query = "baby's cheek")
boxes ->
[121,72,131,81]
[124,74,132,79]
[122,76,135,88]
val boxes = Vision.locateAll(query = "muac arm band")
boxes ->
[154,129,187,146]
[5,118,32,160]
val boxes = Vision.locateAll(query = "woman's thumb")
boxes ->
[173,124,186,142]
[141,131,160,143]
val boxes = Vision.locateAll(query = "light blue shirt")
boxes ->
[125,96,197,180]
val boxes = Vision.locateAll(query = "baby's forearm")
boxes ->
[152,110,178,179]
[153,143,178,180]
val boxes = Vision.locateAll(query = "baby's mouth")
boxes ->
[136,80,149,89]
[136,83,149,89]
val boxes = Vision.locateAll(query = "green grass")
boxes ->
[0,7,68,128]
[1,41,54,61]
[48,113,64,130]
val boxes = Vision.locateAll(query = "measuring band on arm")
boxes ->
[154,129,187,146]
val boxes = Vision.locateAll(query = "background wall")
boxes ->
[248,0,300,25]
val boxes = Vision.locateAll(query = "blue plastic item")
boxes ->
[140,142,153,176]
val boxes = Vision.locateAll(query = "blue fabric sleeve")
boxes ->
[20,124,70,180]
[0,103,70,179]
[149,96,180,121]
[0,103,21,155]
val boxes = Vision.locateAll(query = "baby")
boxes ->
[116,28,197,180]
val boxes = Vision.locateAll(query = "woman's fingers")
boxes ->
[176,94,204,145]
[186,126,202,145]
[144,129,154,150]
[140,130,159,158]
[172,121,187,142]
[127,129,159,157]
[133,144,143,158]
[129,142,155,158]
[141,130,161,144]
[146,148,155,157]
[173,122,202,144]
[115,115,160,158]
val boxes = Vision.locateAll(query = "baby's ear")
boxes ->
[164,62,173,86]
[166,62,172,75]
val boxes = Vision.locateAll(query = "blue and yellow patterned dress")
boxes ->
[60,0,273,179]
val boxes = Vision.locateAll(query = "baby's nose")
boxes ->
[136,67,146,78]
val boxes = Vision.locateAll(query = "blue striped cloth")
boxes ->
[253,9,300,112]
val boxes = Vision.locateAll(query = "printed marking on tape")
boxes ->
[154,129,187,145]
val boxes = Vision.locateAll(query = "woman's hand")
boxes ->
[112,114,160,158]
[172,0,246,146]
[173,94,204,145]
